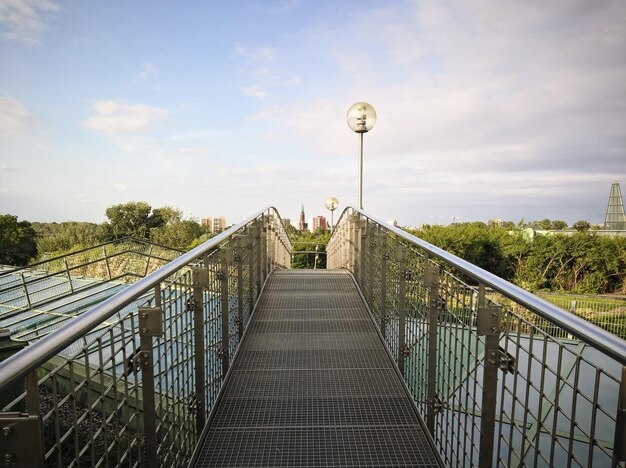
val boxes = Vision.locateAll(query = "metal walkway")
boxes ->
[193,270,441,467]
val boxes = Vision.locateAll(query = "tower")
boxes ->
[604,181,626,230]
[298,205,307,231]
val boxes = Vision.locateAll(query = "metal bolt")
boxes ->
[142,328,148,334]
[1,426,11,436]
[4,453,14,463]
[492,326,499,333]
[141,313,147,319]
[492,311,498,318]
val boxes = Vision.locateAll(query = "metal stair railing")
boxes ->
[0,207,291,467]
[327,207,626,468]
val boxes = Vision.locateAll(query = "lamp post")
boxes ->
[325,197,339,232]
[347,102,376,210]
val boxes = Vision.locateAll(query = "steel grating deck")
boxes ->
[194,270,441,467]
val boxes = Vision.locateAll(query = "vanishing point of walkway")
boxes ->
[194,270,441,467]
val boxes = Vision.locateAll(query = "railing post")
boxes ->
[64,259,74,293]
[615,366,626,463]
[137,289,163,468]
[236,246,244,340]
[397,245,407,374]
[220,248,233,377]
[424,263,440,434]
[102,246,112,280]
[252,225,261,300]
[20,272,32,308]
[143,245,154,277]
[379,232,388,338]
[358,218,367,290]
[477,283,502,468]
[261,216,268,282]
[367,227,376,306]
[192,267,208,434]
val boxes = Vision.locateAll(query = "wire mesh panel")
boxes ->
[327,207,626,468]
[0,208,291,467]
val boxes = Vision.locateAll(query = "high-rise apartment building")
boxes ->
[310,215,328,232]
[201,216,227,233]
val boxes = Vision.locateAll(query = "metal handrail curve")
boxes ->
[331,206,626,364]
[0,206,289,391]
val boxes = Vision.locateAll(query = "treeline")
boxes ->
[1,202,215,266]
[408,222,626,295]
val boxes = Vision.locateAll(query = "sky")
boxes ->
[0,0,625,227]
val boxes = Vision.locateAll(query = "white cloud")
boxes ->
[166,130,227,141]
[234,42,276,62]
[0,96,40,137]
[0,0,60,43]
[0,164,18,171]
[138,61,159,81]
[241,85,269,98]
[177,146,213,155]
[112,183,127,192]
[82,100,169,135]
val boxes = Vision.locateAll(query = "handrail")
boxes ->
[0,206,288,391]
[331,206,626,364]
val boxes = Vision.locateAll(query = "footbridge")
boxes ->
[0,207,624,467]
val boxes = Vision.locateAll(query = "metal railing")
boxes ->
[327,207,626,468]
[290,241,327,269]
[0,238,183,318]
[536,293,626,339]
[0,207,291,467]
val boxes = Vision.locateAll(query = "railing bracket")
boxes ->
[0,413,43,466]
[477,305,502,336]
[192,267,209,289]
[497,347,516,374]
[138,307,163,337]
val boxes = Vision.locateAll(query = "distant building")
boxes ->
[488,218,503,227]
[298,205,307,230]
[201,216,226,233]
[387,219,399,227]
[604,181,626,230]
[310,216,328,232]
[282,218,291,228]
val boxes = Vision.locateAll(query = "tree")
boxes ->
[33,221,105,253]
[532,219,552,230]
[150,220,205,250]
[573,220,591,232]
[103,202,153,239]
[550,220,568,230]
[0,214,38,266]
[149,206,183,229]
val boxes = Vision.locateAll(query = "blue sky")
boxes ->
[1,0,625,226]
